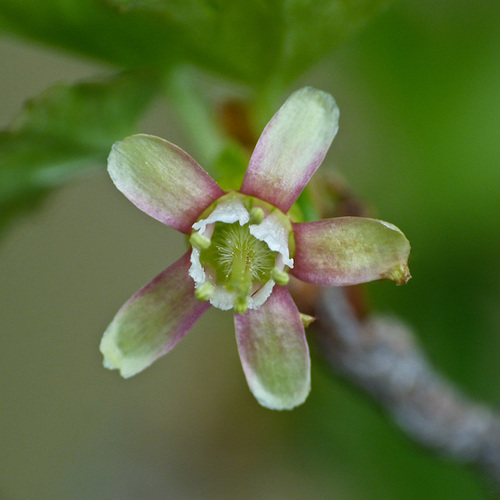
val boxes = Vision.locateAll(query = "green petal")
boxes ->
[234,286,311,410]
[292,217,411,286]
[108,134,224,234]
[100,252,209,378]
[240,87,339,213]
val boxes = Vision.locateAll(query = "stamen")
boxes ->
[190,232,211,250]
[300,313,315,328]
[249,207,265,225]
[195,282,215,302]
[271,267,290,286]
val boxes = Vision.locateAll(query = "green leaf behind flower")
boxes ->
[0,0,182,70]
[0,71,159,233]
[0,0,390,86]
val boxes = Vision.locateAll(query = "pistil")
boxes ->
[227,243,255,314]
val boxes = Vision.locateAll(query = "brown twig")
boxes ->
[311,287,500,492]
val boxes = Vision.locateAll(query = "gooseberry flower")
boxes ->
[100,87,410,410]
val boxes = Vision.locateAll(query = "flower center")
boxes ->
[188,192,294,314]
[200,222,277,312]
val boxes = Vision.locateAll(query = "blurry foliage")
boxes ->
[335,1,500,392]
[1,0,500,499]
[0,0,389,82]
[0,72,158,230]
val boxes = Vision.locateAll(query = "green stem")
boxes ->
[295,188,320,222]
[252,76,286,133]
[164,66,227,168]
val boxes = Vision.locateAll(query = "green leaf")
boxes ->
[0,0,182,70]
[279,0,391,84]
[0,71,159,233]
[0,0,390,86]
[110,0,283,84]
[108,0,391,86]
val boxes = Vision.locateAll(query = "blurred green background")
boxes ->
[1,0,500,498]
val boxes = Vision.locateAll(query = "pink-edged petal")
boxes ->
[100,252,209,378]
[108,134,224,234]
[240,87,339,213]
[292,217,411,286]
[234,286,311,410]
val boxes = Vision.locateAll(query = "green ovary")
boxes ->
[199,222,278,309]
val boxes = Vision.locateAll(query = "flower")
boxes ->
[100,87,410,410]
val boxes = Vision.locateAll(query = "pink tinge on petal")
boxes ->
[234,286,311,410]
[108,134,224,234]
[292,218,411,286]
[240,87,339,213]
[100,252,210,378]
